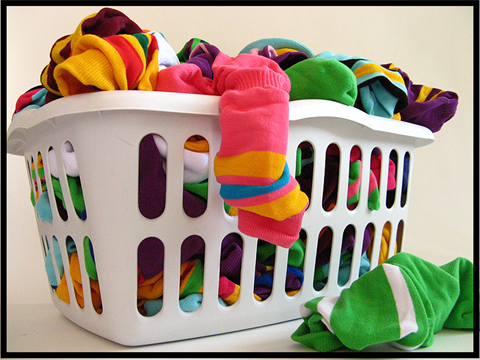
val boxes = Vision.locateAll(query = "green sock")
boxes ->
[291,252,474,352]
[285,58,357,106]
[439,257,475,330]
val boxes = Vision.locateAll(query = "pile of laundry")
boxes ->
[13,8,472,351]
[14,7,465,341]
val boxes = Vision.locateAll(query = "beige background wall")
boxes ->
[6,6,474,304]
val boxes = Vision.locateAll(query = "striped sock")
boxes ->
[53,32,159,96]
[212,53,309,248]
[315,51,409,119]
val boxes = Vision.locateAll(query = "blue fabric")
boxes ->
[34,191,53,222]
[314,252,371,291]
[220,163,291,200]
[44,236,64,289]
[143,293,227,316]
[239,38,315,58]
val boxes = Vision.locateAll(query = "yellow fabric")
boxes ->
[353,63,404,85]
[55,252,102,313]
[185,136,209,152]
[392,112,402,120]
[241,182,308,221]
[214,151,286,180]
[227,205,239,216]
[137,259,203,301]
[223,283,262,305]
[54,33,158,96]
[275,48,299,55]
[41,11,99,96]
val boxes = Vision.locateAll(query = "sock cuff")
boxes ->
[237,206,306,248]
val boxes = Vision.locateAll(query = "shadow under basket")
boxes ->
[7,91,434,346]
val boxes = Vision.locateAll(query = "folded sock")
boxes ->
[238,37,315,58]
[315,51,409,119]
[12,86,47,119]
[285,58,357,106]
[34,191,53,222]
[292,252,474,352]
[212,54,309,247]
[41,7,143,99]
[53,32,159,96]
[158,53,309,247]
[383,63,459,133]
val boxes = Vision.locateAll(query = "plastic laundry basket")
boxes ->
[7,90,434,346]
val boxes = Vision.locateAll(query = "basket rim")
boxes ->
[7,90,434,156]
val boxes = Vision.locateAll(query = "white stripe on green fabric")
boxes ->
[382,263,418,339]
[316,296,340,334]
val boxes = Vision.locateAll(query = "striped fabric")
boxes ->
[40,8,153,103]
[52,32,159,96]
[209,53,309,248]
[384,63,459,132]
[315,51,409,119]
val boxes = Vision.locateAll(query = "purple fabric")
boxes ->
[316,225,373,267]
[81,7,143,37]
[138,134,207,219]
[186,43,221,79]
[138,237,164,279]
[219,234,244,283]
[255,45,309,71]
[138,134,166,219]
[383,63,458,133]
[273,51,309,70]
[137,235,206,280]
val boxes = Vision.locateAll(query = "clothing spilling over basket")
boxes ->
[10,7,474,351]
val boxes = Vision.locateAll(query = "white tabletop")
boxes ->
[6,303,476,357]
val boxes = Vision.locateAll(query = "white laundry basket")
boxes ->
[7,90,434,346]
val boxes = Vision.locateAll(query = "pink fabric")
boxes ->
[156,51,307,248]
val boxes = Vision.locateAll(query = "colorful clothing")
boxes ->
[157,50,309,248]
[53,32,160,96]
[292,253,474,352]
[384,63,459,133]
[315,51,409,119]
[41,7,144,102]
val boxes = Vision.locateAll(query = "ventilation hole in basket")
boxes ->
[365,223,376,270]
[296,141,314,206]
[369,147,382,211]
[48,147,68,221]
[322,144,340,212]
[338,225,356,286]
[401,152,411,207]
[183,135,209,218]
[32,152,46,202]
[178,235,205,312]
[137,237,165,317]
[53,236,83,308]
[84,237,102,314]
[219,233,244,306]
[254,239,275,302]
[386,150,398,209]
[61,142,86,220]
[26,157,36,207]
[313,226,333,291]
[396,220,405,253]
[44,236,64,293]
[138,134,167,219]
[40,235,48,258]
[378,221,393,265]
[285,229,306,297]
[347,146,362,211]
[359,223,375,275]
